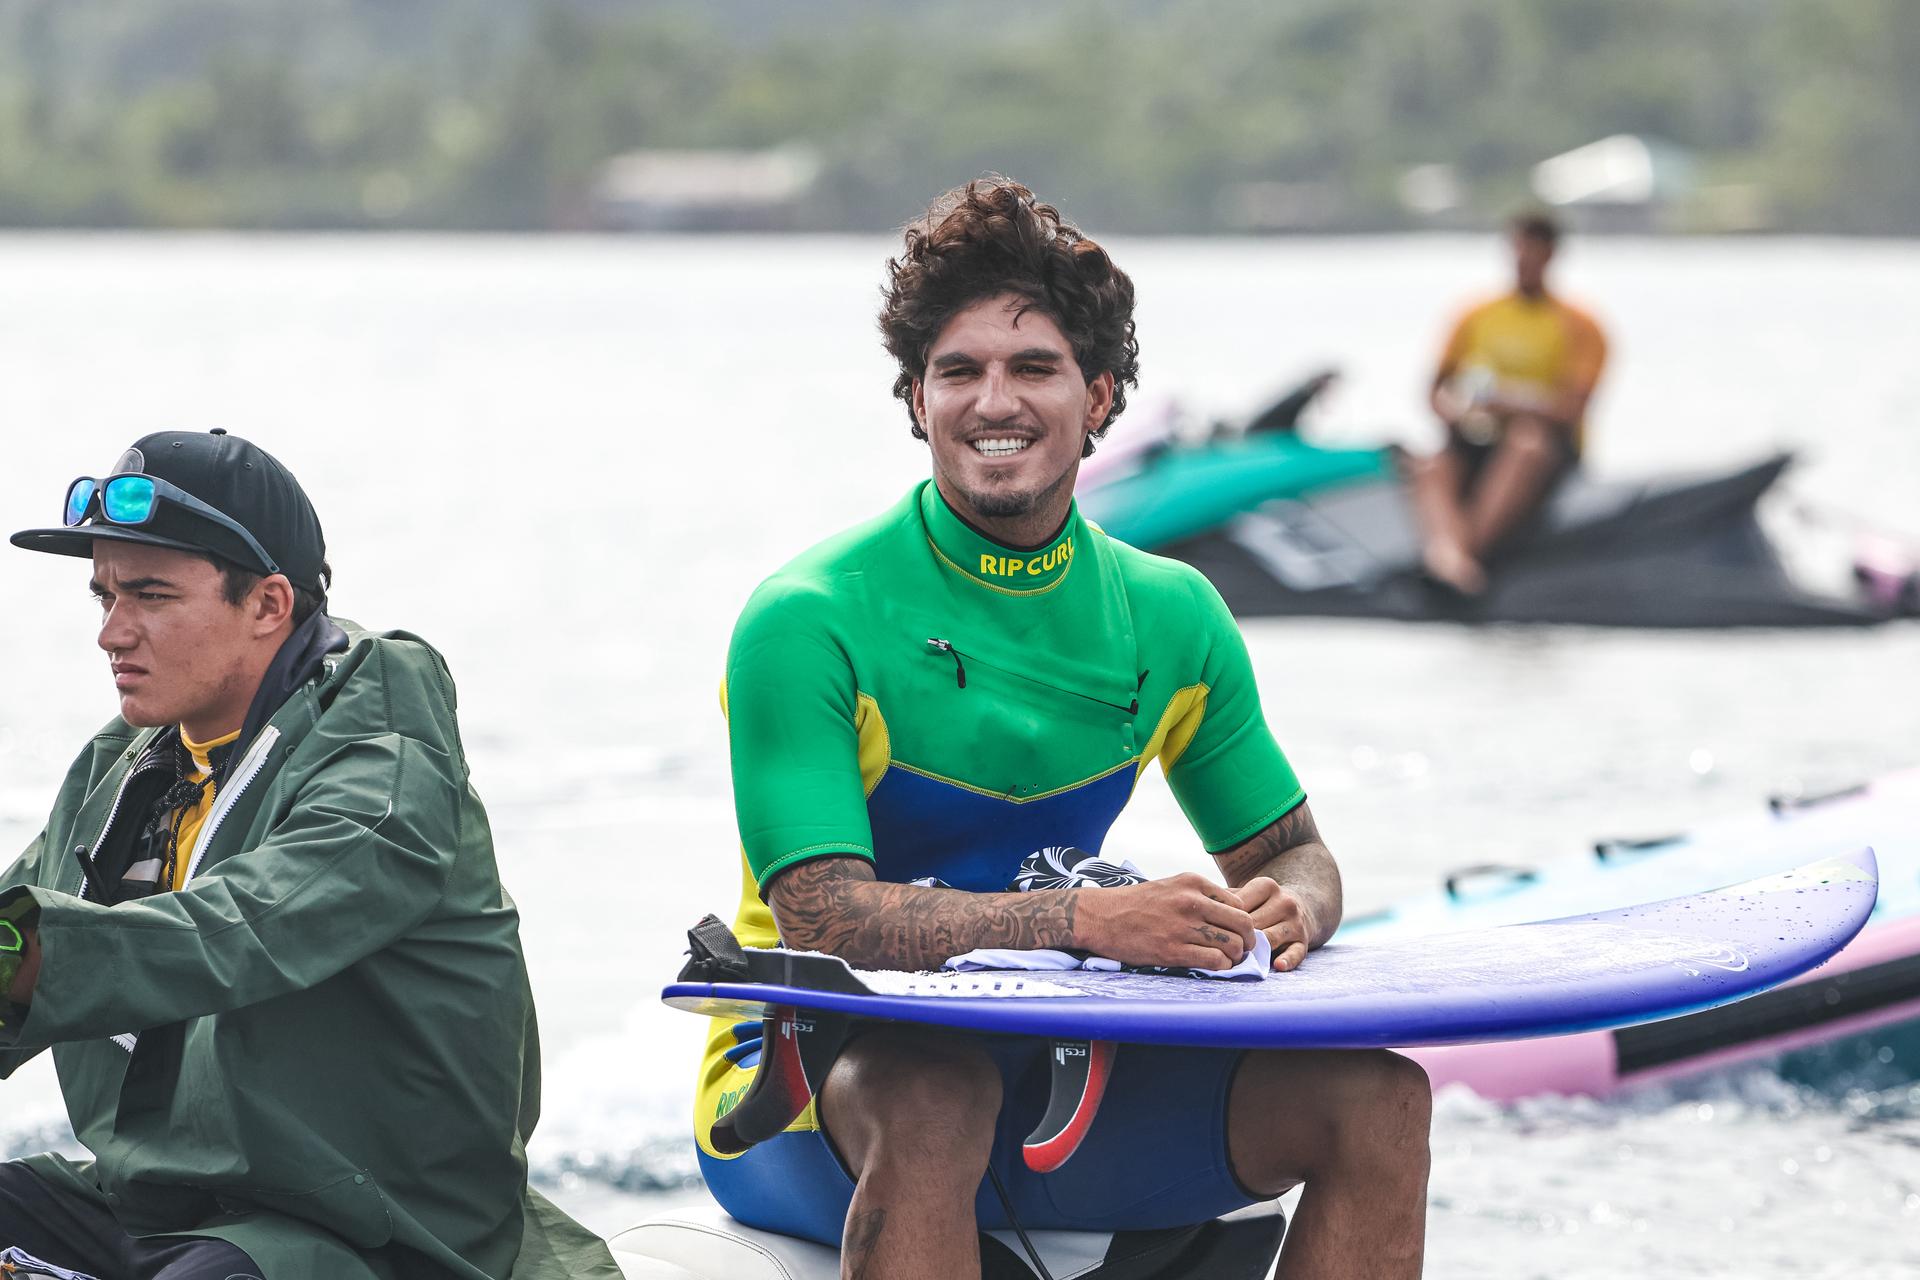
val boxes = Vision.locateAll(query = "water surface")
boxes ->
[1,233,1916,1274]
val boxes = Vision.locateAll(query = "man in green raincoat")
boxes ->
[0,431,616,1279]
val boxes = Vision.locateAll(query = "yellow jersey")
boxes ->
[1438,291,1607,453]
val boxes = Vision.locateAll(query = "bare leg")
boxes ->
[818,1030,1001,1280]
[1409,446,1487,594]
[1228,1048,1431,1280]
[1461,413,1566,558]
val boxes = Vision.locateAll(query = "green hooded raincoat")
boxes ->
[0,625,618,1279]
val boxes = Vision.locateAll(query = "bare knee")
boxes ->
[1358,1050,1433,1144]
[1500,415,1561,462]
[1231,1049,1431,1191]
[822,1032,1002,1177]
[1326,1050,1431,1180]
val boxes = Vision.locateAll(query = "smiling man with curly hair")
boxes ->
[696,178,1430,1279]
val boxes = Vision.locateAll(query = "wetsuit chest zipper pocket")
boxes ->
[925,638,1146,716]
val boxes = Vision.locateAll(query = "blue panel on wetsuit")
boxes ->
[865,764,1136,891]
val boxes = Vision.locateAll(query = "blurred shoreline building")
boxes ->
[587,145,822,231]
[1529,134,1699,233]
[1389,137,1773,236]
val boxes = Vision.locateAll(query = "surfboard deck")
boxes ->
[664,849,1878,1049]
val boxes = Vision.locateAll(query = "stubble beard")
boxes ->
[954,461,1075,522]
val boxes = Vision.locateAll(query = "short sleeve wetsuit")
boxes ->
[696,479,1308,1242]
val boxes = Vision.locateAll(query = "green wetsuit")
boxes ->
[697,479,1305,1154]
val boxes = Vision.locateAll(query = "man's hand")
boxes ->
[5,929,40,1005]
[1237,877,1319,972]
[1077,872,1257,971]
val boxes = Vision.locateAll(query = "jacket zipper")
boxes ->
[76,745,170,902]
[108,726,282,1056]
[182,726,280,886]
[82,736,166,1055]
[926,638,1145,715]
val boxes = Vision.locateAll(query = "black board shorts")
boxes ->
[0,1162,263,1280]
[1446,422,1579,492]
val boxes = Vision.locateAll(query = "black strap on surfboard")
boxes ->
[1022,1038,1117,1173]
[1442,862,1537,900]
[679,913,751,982]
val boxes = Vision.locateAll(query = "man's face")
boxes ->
[1512,232,1554,294]
[92,541,264,735]
[914,293,1114,527]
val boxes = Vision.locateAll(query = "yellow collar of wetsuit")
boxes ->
[921,481,1081,596]
[181,726,242,778]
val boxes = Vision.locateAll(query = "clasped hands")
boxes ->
[1077,873,1319,974]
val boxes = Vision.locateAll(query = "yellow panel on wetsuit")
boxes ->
[1440,291,1608,453]
[696,480,1306,1158]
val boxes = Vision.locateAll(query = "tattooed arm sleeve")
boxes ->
[1212,799,1342,948]
[766,856,1081,971]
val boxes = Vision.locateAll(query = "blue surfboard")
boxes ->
[665,848,1877,1049]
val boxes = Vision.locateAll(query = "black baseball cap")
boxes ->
[10,429,329,595]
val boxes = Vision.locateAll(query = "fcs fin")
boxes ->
[710,1004,854,1156]
[1022,1039,1115,1172]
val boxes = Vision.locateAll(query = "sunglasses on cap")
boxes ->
[64,474,282,576]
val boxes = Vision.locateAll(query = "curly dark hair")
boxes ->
[879,177,1140,453]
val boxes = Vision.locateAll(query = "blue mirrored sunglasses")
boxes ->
[64,474,281,576]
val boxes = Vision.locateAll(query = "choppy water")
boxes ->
[1,233,1917,1274]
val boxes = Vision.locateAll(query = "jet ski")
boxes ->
[1078,370,1388,548]
[1080,432,1388,552]
[1171,451,1913,627]
[1079,372,1915,627]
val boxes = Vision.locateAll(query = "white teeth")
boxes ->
[971,438,1033,457]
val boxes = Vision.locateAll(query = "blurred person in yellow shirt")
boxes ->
[1412,211,1607,594]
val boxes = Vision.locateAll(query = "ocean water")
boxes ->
[0,233,1916,1275]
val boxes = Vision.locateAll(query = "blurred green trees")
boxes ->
[0,0,1912,232]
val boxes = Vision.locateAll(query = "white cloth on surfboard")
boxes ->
[944,929,1272,980]
[0,1248,102,1280]
[925,845,1274,980]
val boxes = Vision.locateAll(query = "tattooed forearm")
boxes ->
[1214,798,1325,885]
[1213,800,1343,946]
[768,856,1080,970]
